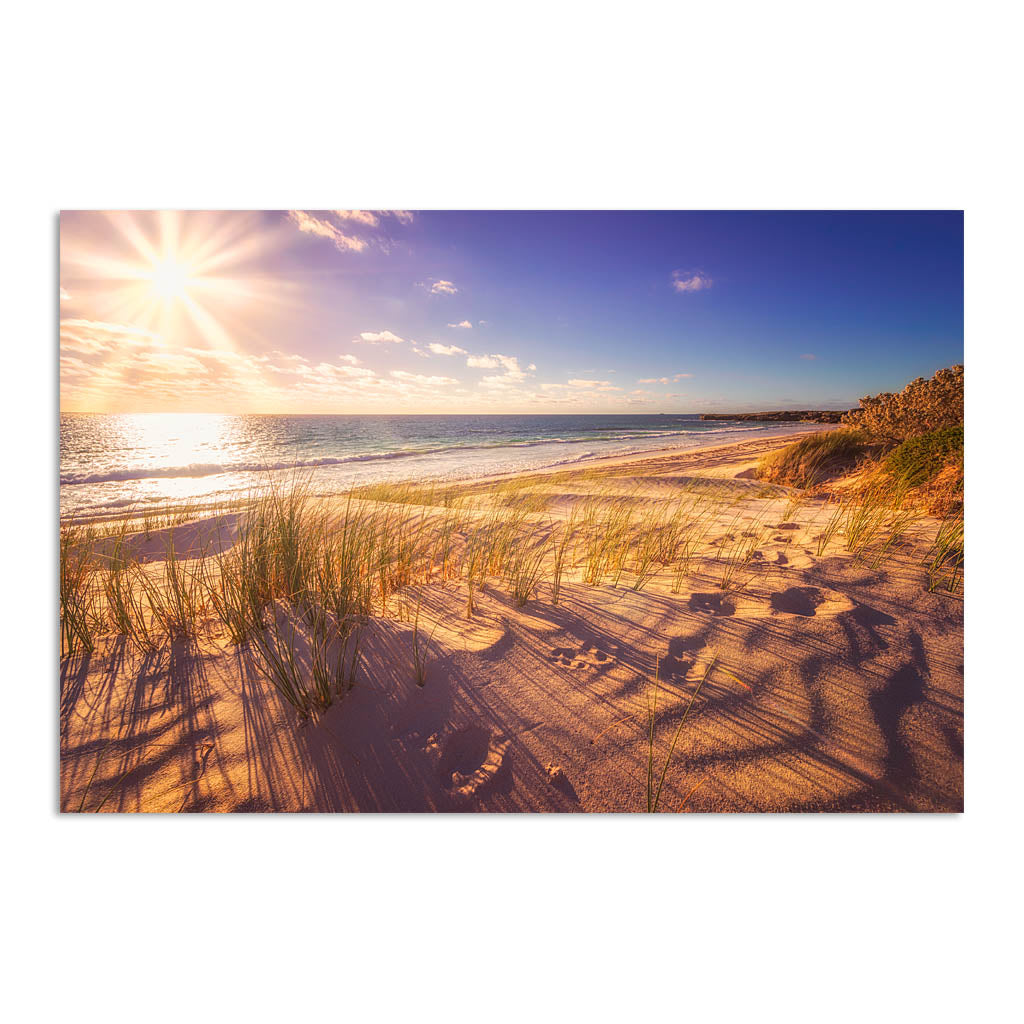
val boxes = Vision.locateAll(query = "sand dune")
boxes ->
[60,433,963,812]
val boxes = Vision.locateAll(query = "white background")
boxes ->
[3,2,1019,1020]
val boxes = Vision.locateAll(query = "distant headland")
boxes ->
[700,410,850,423]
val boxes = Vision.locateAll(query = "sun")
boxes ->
[148,257,192,300]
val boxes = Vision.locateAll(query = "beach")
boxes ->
[59,431,964,813]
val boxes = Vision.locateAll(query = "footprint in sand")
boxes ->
[437,725,510,802]
[769,585,854,617]
[688,593,736,617]
[548,643,613,671]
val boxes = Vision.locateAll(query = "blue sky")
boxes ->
[59,210,963,413]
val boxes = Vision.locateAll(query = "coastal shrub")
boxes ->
[842,364,963,443]
[756,429,868,488]
[885,424,963,487]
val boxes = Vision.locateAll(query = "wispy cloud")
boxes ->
[338,353,360,365]
[60,318,163,355]
[563,379,623,392]
[428,343,468,356]
[391,210,415,224]
[288,210,367,253]
[671,270,712,293]
[800,353,816,360]
[356,330,404,344]
[447,320,473,329]
[60,287,71,302]
[430,279,458,295]
[638,372,692,384]
[333,210,380,228]
[390,370,458,386]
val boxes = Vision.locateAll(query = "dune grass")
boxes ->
[646,654,717,813]
[549,507,579,605]
[59,520,100,659]
[757,429,868,488]
[925,512,964,594]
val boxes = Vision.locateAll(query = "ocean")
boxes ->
[59,413,816,518]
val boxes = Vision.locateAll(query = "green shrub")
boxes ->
[885,424,963,487]
[843,364,963,443]
[757,429,868,488]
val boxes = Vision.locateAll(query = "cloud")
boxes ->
[428,343,468,356]
[60,287,71,302]
[60,318,163,355]
[478,319,488,326]
[338,353,360,365]
[564,379,623,392]
[390,211,415,224]
[430,279,458,295]
[288,210,367,253]
[333,210,380,227]
[390,370,458,386]
[800,353,817,360]
[671,270,712,293]
[356,330,404,344]
[638,373,692,384]
[466,353,530,381]
[447,320,473,329]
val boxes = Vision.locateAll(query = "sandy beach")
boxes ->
[59,430,963,812]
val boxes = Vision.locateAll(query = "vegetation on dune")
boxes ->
[885,424,963,487]
[758,364,964,506]
[842,363,963,442]
[756,429,869,488]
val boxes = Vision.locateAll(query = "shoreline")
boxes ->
[67,426,834,525]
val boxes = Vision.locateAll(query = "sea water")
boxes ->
[59,413,818,518]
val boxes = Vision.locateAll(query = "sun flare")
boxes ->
[148,258,192,300]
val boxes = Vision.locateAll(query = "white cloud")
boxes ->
[60,287,71,302]
[466,353,530,381]
[391,210,415,224]
[288,210,367,253]
[671,270,712,293]
[333,210,380,227]
[565,379,622,392]
[356,330,404,344]
[429,343,468,356]
[338,353,360,365]
[390,370,458,386]
[430,279,458,295]
[447,320,473,329]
